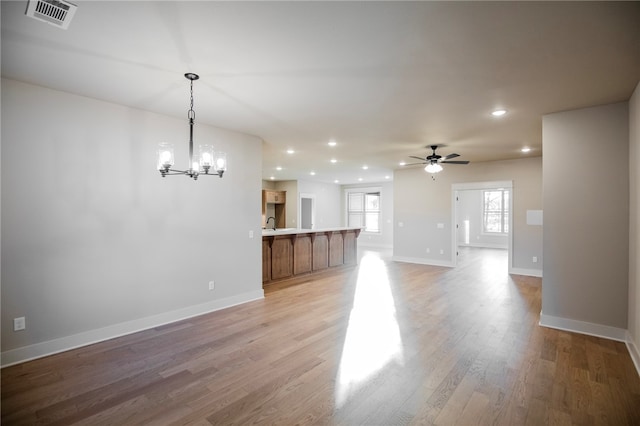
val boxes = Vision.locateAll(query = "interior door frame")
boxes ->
[299,193,316,230]
[451,180,513,271]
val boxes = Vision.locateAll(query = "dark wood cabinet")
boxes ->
[264,190,286,204]
[262,239,271,282]
[270,237,293,280]
[262,228,361,285]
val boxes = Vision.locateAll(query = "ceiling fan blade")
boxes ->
[409,156,426,161]
[442,153,460,160]
[441,160,470,164]
[403,162,427,166]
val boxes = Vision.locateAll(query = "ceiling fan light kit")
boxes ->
[407,145,470,174]
[425,163,443,173]
[157,73,227,180]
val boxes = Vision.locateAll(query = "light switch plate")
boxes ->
[13,317,26,331]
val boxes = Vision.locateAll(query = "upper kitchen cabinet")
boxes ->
[262,190,287,229]
[264,190,286,204]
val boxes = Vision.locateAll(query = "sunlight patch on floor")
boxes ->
[335,251,404,408]
[480,249,508,278]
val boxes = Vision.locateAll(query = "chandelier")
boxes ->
[157,73,227,179]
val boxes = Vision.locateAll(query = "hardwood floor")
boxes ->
[2,247,639,425]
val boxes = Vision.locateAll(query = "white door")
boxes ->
[300,196,314,229]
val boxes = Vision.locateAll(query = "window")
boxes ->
[347,191,380,233]
[482,189,509,234]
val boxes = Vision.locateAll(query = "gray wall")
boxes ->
[393,157,542,272]
[1,79,263,364]
[276,180,299,229]
[262,180,277,190]
[542,102,629,330]
[629,82,640,360]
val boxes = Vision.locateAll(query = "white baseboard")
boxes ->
[392,255,454,268]
[626,331,640,377]
[509,267,543,278]
[1,290,265,368]
[539,312,627,342]
[393,254,540,277]
[458,243,508,250]
[357,242,393,249]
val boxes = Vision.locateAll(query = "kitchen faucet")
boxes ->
[266,216,276,230]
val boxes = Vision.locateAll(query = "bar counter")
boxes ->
[262,227,362,284]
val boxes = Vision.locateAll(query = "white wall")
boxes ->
[342,181,394,248]
[629,81,640,369]
[297,179,342,229]
[262,179,341,230]
[393,157,542,272]
[542,102,629,337]
[1,79,264,365]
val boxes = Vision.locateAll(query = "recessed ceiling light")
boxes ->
[362,165,368,170]
[287,149,295,154]
[330,158,337,163]
[492,109,507,117]
[521,147,531,153]
[385,175,390,179]
[270,176,275,180]
[328,140,337,147]
[310,171,316,176]
[334,179,339,184]
[358,178,363,182]
[276,166,282,171]
[399,161,406,166]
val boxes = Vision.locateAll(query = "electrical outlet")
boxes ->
[208,281,215,291]
[249,230,254,239]
[13,317,26,331]
[426,248,430,253]
[440,249,444,255]
[532,256,538,263]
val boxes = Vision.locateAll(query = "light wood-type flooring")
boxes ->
[2,247,640,425]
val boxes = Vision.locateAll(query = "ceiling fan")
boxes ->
[407,145,470,173]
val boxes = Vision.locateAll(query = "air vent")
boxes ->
[25,0,77,30]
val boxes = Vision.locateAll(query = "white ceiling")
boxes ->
[2,1,639,184]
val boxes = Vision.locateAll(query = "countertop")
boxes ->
[261,227,362,236]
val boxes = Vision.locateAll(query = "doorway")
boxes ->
[300,194,315,230]
[452,181,513,272]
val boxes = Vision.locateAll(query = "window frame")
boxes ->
[345,187,382,234]
[482,189,510,235]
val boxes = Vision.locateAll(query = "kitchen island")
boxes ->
[262,227,362,284]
